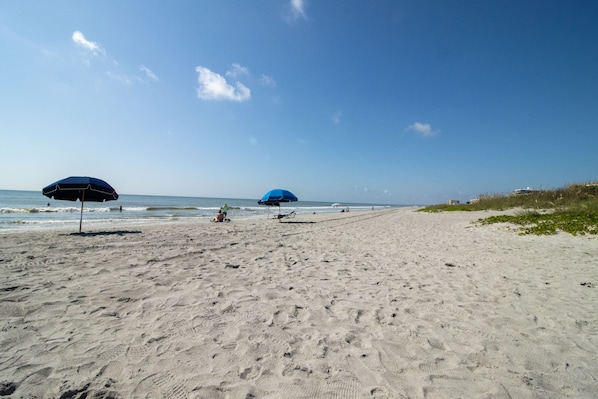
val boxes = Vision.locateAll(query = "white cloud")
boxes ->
[72,31,105,56]
[195,66,251,102]
[290,0,307,19]
[332,110,342,124]
[140,65,159,81]
[406,122,439,137]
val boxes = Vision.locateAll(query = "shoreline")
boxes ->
[0,189,400,235]
[0,206,408,235]
[1,208,596,398]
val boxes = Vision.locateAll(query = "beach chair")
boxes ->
[274,211,296,220]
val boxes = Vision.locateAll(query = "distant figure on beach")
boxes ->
[221,203,230,219]
[119,205,122,212]
[213,209,224,222]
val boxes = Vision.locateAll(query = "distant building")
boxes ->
[447,199,460,205]
[513,187,539,195]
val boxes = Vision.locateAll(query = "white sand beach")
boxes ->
[1,208,597,398]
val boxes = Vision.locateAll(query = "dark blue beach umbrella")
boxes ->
[258,189,298,217]
[42,176,119,232]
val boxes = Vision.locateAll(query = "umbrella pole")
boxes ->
[79,190,85,233]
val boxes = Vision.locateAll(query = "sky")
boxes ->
[1,0,597,205]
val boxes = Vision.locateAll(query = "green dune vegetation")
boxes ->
[419,182,598,236]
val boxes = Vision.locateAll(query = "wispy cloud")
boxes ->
[259,74,276,88]
[140,65,159,81]
[406,122,439,137]
[72,31,105,56]
[332,110,342,124]
[105,71,133,85]
[291,0,306,18]
[195,66,251,102]
[286,0,307,22]
[226,63,249,79]
[71,31,158,86]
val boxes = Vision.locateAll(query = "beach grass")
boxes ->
[419,182,598,235]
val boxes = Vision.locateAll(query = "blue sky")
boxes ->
[1,1,596,205]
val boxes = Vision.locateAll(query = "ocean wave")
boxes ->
[0,206,115,214]
[146,206,199,211]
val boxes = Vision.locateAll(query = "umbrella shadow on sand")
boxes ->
[68,230,142,237]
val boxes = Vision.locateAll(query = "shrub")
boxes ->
[419,182,598,236]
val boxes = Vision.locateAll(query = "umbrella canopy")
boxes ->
[43,176,119,202]
[258,189,298,206]
[42,176,119,232]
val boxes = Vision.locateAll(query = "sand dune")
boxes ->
[1,208,597,398]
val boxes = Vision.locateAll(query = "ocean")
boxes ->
[0,190,392,233]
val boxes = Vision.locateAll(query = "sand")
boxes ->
[1,208,597,398]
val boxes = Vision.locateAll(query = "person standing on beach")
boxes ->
[221,203,230,219]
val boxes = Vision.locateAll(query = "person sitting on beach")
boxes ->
[213,209,224,222]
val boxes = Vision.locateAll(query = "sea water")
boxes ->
[0,190,392,232]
